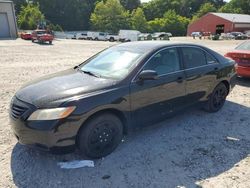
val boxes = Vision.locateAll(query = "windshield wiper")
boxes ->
[81,70,101,78]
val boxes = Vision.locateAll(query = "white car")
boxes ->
[191,32,202,37]
[76,33,87,40]
[87,32,107,41]
[118,30,141,42]
[105,34,119,42]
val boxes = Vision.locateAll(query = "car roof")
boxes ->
[116,41,205,52]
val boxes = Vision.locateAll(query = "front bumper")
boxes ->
[9,98,80,153]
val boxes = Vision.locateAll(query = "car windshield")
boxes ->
[79,47,144,80]
[236,41,250,51]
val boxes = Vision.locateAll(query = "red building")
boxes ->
[187,13,250,36]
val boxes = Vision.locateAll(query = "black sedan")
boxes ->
[9,42,236,158]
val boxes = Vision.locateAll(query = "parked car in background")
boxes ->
[230,32,243,37]
[225,40,250,77]
[65,33,76,39]
[32,30,54,44]
[9,41,236,159]
[105,34,119,42]
[76,32,87,40]
[20,31,32,40]
[87,31,107,41]
[138,33,153,41]
[166,32,173,37]
[191,32,202,37]
[221,33,235,40]
[118,30,141,42]
[152,32,169,40]
[235,34,248,40]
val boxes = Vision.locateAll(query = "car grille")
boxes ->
[11,104,28,119]
[10,97,30,120]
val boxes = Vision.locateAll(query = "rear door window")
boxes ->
[205,52,217,64]
[182,47,207,69]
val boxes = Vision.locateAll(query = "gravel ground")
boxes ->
[0,38,250,188]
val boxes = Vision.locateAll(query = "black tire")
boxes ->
[49,41,52,45]
[32,39,34,43]
[204,83,228,113]
[78,113,123,159]
[109,37,114,42]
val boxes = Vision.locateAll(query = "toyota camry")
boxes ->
[9,41,236,158]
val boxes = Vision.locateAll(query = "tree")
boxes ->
[162,10,190,36]
[142,0,225,21]
[219,0,248,14]
[219,3,243,14]
[12,0,27,15]
[17,3,45,30]
[120,0,140,11]
[191,2,217,23]
[147,10,190,36]
[90,0,130,33]
[33,0,100,30]
[131,8,148,32]
[147,18,165,32]
[195,2,217,18]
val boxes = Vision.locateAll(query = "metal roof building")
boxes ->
[0,1,18,39]
[187,12,250,36]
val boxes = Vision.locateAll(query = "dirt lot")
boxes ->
[0,38,250,188]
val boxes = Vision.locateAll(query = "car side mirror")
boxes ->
[138,70,159,81]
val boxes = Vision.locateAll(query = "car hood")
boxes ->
[16,69,116,107]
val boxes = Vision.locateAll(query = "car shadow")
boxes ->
[236,77,250,87]
[11,101,250,188]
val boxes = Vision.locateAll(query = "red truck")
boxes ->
[32,30,54,44]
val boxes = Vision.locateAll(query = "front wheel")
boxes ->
[78,113,123,158]
[204,83,228,113]
[49,41,52,44]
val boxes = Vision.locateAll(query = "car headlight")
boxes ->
[28,106,76,121]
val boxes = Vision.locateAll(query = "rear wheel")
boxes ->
[49,41,52,44]
[204,83,228,113]
[78,113,123,158]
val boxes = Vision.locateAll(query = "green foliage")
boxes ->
[12,0,27,15]
[195,3,217,18]
[47,23,64,31]
[120,0,140,11]
[131,8,148,32]
[219,0,248,14]
[142,0,225,21]
[148,18,165,32]
[148,10,190,36]
[191,2,217,23]
[162,10,190,36]
[17,3,45,30]
[219,4,243,14]
[33,0,100,30]
[90,0,130,33]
